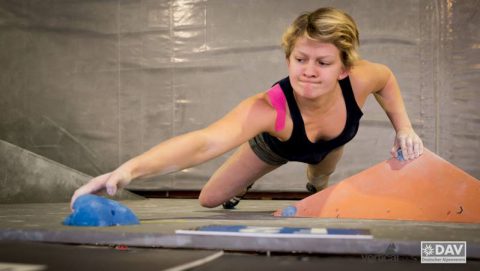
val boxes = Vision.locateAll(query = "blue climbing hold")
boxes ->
[281,205,297,217]
[63,194,139,227]
[396,149,405,161]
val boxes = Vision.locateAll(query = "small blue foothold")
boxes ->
[63,194,139,227]
[396,149,405,161]
[281,206,297,217]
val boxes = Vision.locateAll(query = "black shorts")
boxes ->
[248,134,288,166]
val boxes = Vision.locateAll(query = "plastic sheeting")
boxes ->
[0,140,142,203]
[0,0,478,192]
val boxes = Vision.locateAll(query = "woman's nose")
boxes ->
[302,62,318,78]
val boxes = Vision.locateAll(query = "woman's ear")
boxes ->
[338,67,349,80]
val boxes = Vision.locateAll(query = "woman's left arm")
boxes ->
[372,64,424,160]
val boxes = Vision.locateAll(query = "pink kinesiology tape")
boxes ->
[267,84,287,131]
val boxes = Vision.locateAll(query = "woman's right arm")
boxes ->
[70,93,276,209]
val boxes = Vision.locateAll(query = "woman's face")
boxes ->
[287,36,347,100]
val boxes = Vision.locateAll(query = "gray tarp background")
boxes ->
[0,0,478,192]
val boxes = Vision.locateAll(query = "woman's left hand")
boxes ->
[390,128,424,160]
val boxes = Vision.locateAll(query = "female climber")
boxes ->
[71,7,423,210]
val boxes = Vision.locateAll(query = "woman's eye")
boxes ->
[296,58,305,63]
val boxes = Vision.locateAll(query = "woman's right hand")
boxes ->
[70,168,132,211]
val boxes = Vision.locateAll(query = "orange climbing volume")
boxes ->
[274,149,480,223]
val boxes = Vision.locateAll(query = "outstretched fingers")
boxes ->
[70,172,112,211]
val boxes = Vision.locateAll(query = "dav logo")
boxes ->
[421,241,467,264]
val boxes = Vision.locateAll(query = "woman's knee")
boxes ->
[307,166,335,181]
[198,189,223,208]
[306,168,334,193]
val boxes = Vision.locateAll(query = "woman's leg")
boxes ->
[199,142,281,208]
[306,146,344,193]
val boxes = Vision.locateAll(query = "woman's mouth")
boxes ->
[299,80,320,85]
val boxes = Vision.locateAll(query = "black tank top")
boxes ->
[261,76,363,164]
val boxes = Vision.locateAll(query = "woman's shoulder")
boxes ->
[237,93,270,115]
[249,84,285,109]
[348,60,392,98]
[237,91,278,127]
[349,59,390,81]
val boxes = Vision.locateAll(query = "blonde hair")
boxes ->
[282,7,360,69]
